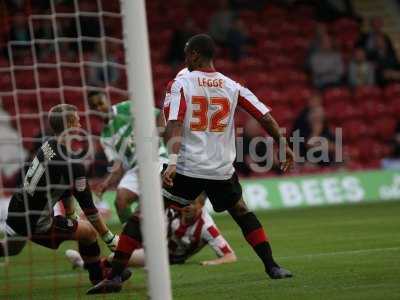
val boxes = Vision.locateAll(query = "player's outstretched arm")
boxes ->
[237,85,294,172]
[162,78,186,187]
[201,252,237,266]
[75,188,119,251]
[72,163,119,251]
[258,113,294,172]
[163,120,183,187]
[95,160,124,196]
[200,223,237,266]
[156,109,167,138]
[86,214,119,252]
[62,196,79,221]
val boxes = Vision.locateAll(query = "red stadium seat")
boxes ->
[389,97,400,118]
[2,0,396,174]
[108,89,128,104]
[14,69,36,90]
[61,67,83,87]
[296,19,318,38]
[40,90,63,111]
[332,18,360,34]
[263,5,289,19]
[256,88,288,106]
[0,58,9,68]
[151,48,165,65]
[15,92,37,107]
[257,39,282,54]
[116,71,127,90]
[0,95,16,116]
[285,70,308,86]
[336,32,358,52]
[215,59,235,74]
[247,23,268,38]
[247,73,279,90]
[341,120,368,142]
[326,101,360,122]
[18,115,43,150]
[353,85,382,102]
[343,145,361,162]
[323,87,352,103]
[0,70,12,92]
[265,55,297,69]
[271,105,295,125]
[153,64,174,80]
[234,110,249,129]
[37,53,57,65]
[238,58,265,72]
[359,100,391,119]
[357,139,390,162]
[89,116,104,135]
[384,83,400,100]
[372,117,397,141]
[284,85,312,107]
[346,160,364,171]
[63,89,86,110]
[38,68,60,88]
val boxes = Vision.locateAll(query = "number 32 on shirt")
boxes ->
[190,96,230,132]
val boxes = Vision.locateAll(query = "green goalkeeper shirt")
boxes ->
[100,101,168,170]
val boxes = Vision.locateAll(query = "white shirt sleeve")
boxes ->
[237,84,270,120]
[201,225,234,257]
[100,137,118,162]
[163,79,187,122]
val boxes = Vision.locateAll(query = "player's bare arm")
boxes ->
[201,252,237,266]
[259,112,294,172]
[96,160,124,196]
[157,110,167,138]
[163,120,183,187]
[62,196,79,220]
[74,187,119,251]
[72,160,119,251]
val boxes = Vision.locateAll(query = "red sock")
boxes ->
[110,234,141,278]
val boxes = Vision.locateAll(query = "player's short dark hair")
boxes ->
[87,90,105,108]
[186,34,216,60]
[48,104,77,135]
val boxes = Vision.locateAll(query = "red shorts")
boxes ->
[30,216,78,249]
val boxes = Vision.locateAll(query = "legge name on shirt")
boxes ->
[197,77,224,88]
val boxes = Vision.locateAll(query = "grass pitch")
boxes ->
[1,201,400,300]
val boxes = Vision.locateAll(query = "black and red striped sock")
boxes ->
[231,212,278,271]
[79,241,102,283]
[110,216,142,278]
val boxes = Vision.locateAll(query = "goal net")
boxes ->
[0,0,170,298]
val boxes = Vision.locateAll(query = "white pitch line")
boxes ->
[1,271,80,283]
[278,246,400,260]
[2,246,400,284]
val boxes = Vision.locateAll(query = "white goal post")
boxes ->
[120,1,172,299]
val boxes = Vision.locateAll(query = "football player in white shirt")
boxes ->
[167,195,237,266]
[66,195,236,268]
[88,34,294,294]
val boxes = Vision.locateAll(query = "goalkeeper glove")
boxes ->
[101,231,119,252]
[114,201,132,224]
[65,210,79,221]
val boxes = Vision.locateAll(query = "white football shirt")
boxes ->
[168,208,233,259]
[164,68,270,180]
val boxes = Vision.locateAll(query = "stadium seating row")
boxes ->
[0,1,396,186]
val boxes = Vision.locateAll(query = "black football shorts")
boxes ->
[7,194,78,250]
[162,172,243,212]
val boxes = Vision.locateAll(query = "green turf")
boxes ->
[1,201,400,300]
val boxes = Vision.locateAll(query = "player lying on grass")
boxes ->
[0,104,129,285]
[65,194,236,268]
[88,91,168,224]
[88,34,294,295]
